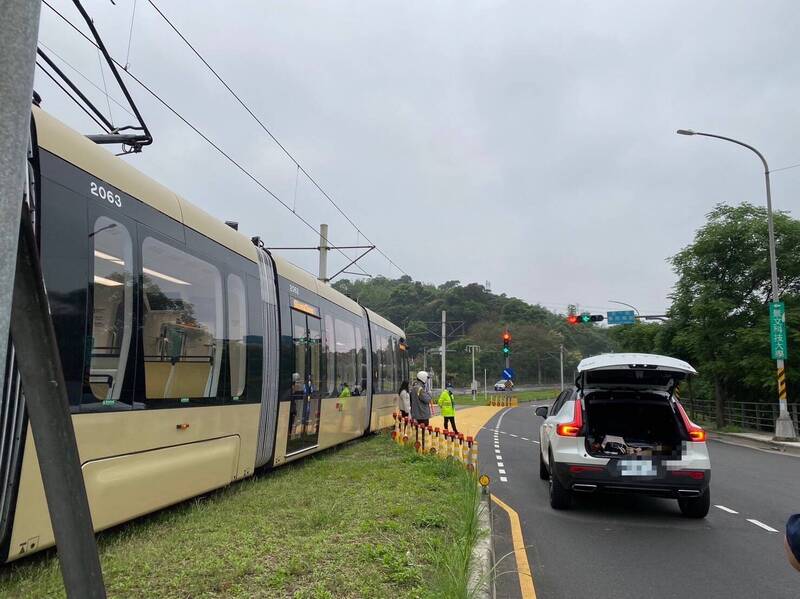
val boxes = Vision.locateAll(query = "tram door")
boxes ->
[287,308,321,454]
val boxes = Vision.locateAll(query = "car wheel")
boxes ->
[548,452,571,509]
[539,449,549,480]
[678,488,710,518]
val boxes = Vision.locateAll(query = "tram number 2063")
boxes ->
[90,180,122,208]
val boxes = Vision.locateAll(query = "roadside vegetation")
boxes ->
[0,434,481,599]
[338,203,800,428]
[454,388,557,405]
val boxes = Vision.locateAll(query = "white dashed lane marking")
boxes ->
[714,505,739,514]
[484,427,540,446]
[499,469,506,474]
[497,462,504,467]
[500,476,508,482]
[747,519,779,533]
[713,504,779,533]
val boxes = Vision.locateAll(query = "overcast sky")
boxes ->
[35,0,800,316]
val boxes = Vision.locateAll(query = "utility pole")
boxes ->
[466,345,480,400]
[559,344,565,391]
[677,128,797,441]
[0,0,38,400]
[1,3,106,596]
[441,310,446,392]
[318,223,328,282]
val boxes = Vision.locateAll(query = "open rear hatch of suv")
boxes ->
[577,353,699,462]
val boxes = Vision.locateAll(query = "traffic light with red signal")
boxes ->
[567,312,604,324]
[502,330,511,355]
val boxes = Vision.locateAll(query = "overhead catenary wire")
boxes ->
[771,162,800,174]
[36,60,111,133]
[38,41,136,119]
[42,0,373,278]
[124,0,137,70]
[144,0,409,278]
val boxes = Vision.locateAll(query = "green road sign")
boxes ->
[770,301,788,361]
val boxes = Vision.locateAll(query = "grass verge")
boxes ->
[455,388,557,405]
[0,434,480,599]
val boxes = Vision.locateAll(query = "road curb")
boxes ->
[708,430,800,457]
[469,492,494,599]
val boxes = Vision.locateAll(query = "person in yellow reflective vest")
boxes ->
[437,383,458,433]
[337,382,351,411]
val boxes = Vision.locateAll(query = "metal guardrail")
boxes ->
[687,397,800,433]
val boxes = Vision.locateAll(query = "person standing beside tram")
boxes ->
[411,371,432,426]
[437,382,458,433]
[398,380,411,419]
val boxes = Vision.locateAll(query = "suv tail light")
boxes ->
[557,398,584,437]
[676,401,706,442]
[670,469,705,480]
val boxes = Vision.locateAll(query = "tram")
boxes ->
[0,107,408,562]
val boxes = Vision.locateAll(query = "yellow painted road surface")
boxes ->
[429,405,503,438]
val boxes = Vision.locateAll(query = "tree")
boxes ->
[332,276,614,384]
[667,203,800,426]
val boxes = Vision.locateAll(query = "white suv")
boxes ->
[536,353,711,518]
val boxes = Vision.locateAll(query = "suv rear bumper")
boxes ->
[552,462,710,499]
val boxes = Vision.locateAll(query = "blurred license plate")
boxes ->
[620,460,657,476]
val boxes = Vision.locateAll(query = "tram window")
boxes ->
[324,314,335,397]
[227,274,247,398]
[334,318,357,395]
[375,332,391,393]
[355,325,367,394]
[88,216,134,404]
[142,237,223,401]
[385,335,397,393]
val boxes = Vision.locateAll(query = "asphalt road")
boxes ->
[479,403,800,599]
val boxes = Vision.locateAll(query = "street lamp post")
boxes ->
[608,300,641,317]
[677,129,797,440]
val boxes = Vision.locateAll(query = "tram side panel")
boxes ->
[271,272,369,465]
[366,311,408,433]
[4,143,265,562]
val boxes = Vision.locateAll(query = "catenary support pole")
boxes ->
[559,344,564,391]
[441,310,446,393]
[0,0,40,391]
[1,3,104,596]
[318,223,328,282]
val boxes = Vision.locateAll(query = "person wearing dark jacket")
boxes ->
[786,513,800,572]
[410,370,432,425]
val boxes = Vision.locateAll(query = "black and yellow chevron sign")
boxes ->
[778,367,787,401]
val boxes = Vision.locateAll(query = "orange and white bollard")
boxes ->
[402,418,409,445]
[458,434,466,465]
[467,436,478,471]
